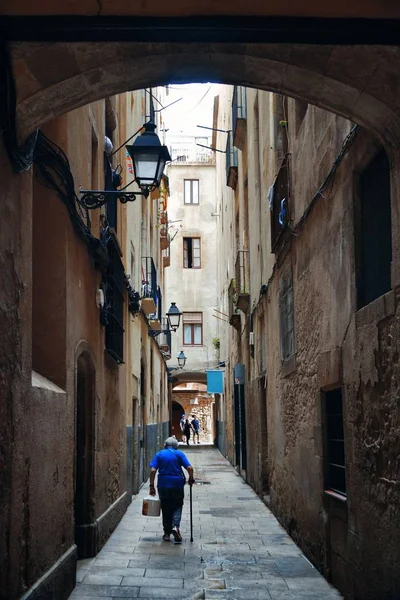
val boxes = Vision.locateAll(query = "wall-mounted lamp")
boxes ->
[80,121,171,209]
[177,351,187,368]
[166,302,182,332]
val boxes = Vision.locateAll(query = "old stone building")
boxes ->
[0,85,173,599]
[164,133,219,445]
[213,85,400,599]
[2,3,400,600]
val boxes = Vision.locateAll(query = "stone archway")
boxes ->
[7,41,400,150]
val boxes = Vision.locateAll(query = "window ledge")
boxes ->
[355,290,394,328]
[324,489,347,503]
[281,354,296,378]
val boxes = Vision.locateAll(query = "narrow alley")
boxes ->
[70,446,342,600]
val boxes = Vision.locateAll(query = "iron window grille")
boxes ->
[235,250,250,312]
[141,256,158,306]
[323,388,346,497]
[104,237,125,363]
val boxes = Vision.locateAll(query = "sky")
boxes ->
[157,83,219,139]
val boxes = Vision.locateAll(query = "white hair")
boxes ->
[164,436,179,449]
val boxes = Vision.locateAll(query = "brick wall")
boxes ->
[172,391,214,443]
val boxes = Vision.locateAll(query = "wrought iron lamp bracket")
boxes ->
[79,188,149,210]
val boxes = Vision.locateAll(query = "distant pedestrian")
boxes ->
[183,418,192,445]
[191,415,200,444]
[149,437,194,543]
[179,414,186,442]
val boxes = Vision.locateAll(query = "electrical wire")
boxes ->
[291,124,359,236]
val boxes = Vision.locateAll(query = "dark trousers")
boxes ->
[158,487,184,534]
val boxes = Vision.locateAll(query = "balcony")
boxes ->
[162,243,171,269]
[226,132,238,191]
[159,226,170,251]
[141,256,158,315]
[158,319,172,357]
[228,279,241,331]
[148,284,162,330]
[232,86,247,151]
[235,250,250,313]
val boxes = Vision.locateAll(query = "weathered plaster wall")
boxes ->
[165,161,219,372]
[216,83,400,599]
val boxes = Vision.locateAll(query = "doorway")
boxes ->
[74,352,95,558]
[172,401,184,441]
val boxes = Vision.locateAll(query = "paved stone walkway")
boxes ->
[70,446,342,600]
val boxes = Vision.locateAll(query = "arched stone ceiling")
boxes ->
[2,0,400,19]
[170,370,208,387]
[10,42,400,149]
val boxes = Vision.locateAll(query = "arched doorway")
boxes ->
[74,351,95,558]
[171,401,184,441]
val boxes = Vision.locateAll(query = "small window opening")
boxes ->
[323,387,346,497]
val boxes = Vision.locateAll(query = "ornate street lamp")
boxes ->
[166,302,182,332]
[80,121,171,209]
[177,351,187,368]
[126,122,171,194]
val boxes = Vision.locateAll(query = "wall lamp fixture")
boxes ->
[166,302,182,332]
[149,302,182,340]
[177,350,187,368]
[80,121,171,210]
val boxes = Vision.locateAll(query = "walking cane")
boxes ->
[189,482,193,542]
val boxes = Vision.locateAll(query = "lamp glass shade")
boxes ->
[126,123,171,190]
[166,302,181,331]
[177,351,187,368]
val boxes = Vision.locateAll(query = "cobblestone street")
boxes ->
[70,446,342,600]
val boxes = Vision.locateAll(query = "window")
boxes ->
[184,179,199,204]
[183,237,201,268]
[355,149,392,309]
[183,312,203,346]
[279,267,295,362]
[270,156,290,252]
[323,388,346,497]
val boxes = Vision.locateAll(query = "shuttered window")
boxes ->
[183,312,203,346]
[183,238,201,268]
[184,179,199,204]
[279,268,295,362]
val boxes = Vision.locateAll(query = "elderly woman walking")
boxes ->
[149,437,194,543]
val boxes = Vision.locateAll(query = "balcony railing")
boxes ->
[226,132,238,190]
[141,256,158,316]
[232,86,247,151]
[157,318,172,357]
[235,250,250,313]
[228,279,241,330]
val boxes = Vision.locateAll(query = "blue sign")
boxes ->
[234,364,245,385]
[206,370,224,394]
